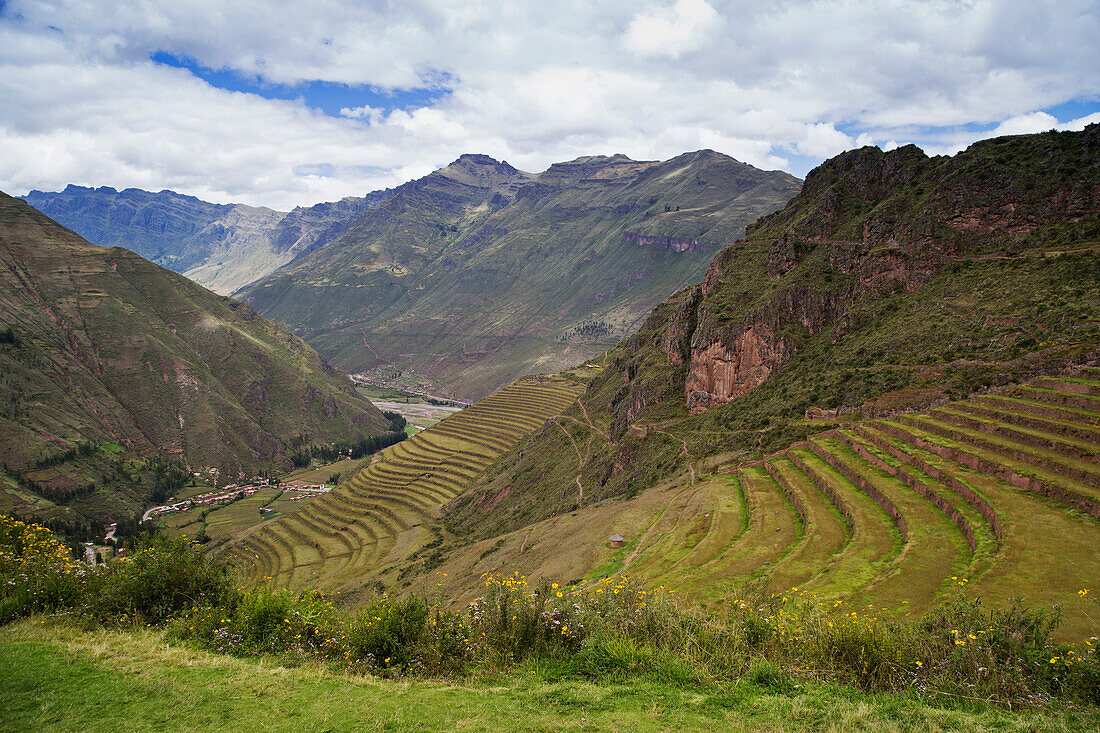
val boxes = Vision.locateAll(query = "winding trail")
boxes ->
[649,426,695,486]
[551,419,586,508]
[577,398,608,441]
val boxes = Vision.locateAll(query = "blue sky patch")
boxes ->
[150,51,450,118]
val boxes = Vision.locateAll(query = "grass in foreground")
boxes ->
[2,619,1098,733]
[3,513,1098,730]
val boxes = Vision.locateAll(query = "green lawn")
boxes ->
[1,620,1095,732]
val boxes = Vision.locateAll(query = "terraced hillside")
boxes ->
[231,375,585,593]
[410,373,1099,639]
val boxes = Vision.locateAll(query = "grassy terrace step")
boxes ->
[394,432,494,459]
[852,424,1100,637]
[339,490,437,524]
[762,457,851,591]
[354,459,481,488]
[321,492,412,533]
[420,426,515,453]
[973,393,1100,426]
[297,502,397,568]
[452,406,547,429]
[953,400,1100,445]
[278,515,356,576]
[451,416,542,436]
[238,536,278,578]
[658,475,750,584]
[352,465,473,499]
[806,439,907,541]
[374,453,482,479]
[234,375,586,590]
[718,467,802,580]
[924,410,1100,475]
[262,525,312,574]
[1010,385,1100,413]
[1033,376,1100,396]
[341,479,442,514]
[875,420,1100,518]
[931,406,1099,460]
[368,459,480,487]
[852,425,1002,544]
[631,478,743,584]
[350,468,458,502]
[785,447,900,599]
[834,430,979,553]
[900,415,1100,495]
[398,438,494,466]
[810,437,970,612]
[298,503,382,549]
[638,467,801,590]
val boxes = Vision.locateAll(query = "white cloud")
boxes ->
[794,123,855,158]
[987,111,1059,137]
[622,0,722,58]
[0,1,1097,208]
[1063,111,1100,130]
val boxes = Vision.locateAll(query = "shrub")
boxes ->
[0,514,85,623]
[4,513,1097,707]
[346,595,430,670]
[94,534,237,622]
[467,573,587,664]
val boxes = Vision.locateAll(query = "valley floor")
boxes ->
[2,619,1097,733]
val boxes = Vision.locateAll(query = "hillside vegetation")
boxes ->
[239,151,801,398]
[6,618,1097,732]
[0,192,391,539]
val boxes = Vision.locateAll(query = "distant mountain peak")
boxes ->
[435,153,532,189]
[559,153,646,166]
[453,153,504,166]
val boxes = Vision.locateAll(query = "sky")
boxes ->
[1,0,1098,211]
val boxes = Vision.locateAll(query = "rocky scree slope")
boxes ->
[0,192,391,531]
[444,126,1100,541]
[22,186,389,295]
[238,151,801,398]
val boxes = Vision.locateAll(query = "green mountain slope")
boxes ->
[0,192,391,532]
[445,126,1100,541]
[239,152,801,398]
[21,186,389,295]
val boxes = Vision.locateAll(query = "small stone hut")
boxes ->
[609,534,624,548]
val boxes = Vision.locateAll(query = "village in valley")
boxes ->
[141,476,333,523]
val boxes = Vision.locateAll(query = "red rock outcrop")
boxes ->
[685,323,786,414]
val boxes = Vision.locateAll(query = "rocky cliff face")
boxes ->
[672,125,1100,415]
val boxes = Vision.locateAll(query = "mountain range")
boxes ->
[25,152,801,399]
[238,151,801,397]
[22,185,390,295]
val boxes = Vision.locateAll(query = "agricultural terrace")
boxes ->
[409,372,1100,640]
[231,375,584,592]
